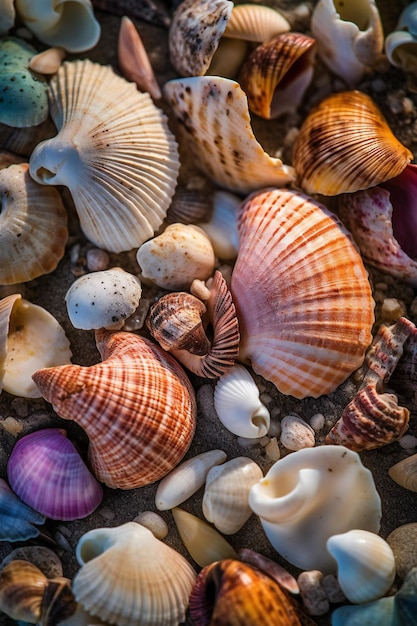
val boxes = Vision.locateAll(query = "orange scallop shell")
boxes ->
[32,330,197,489]
[230,188,375,399]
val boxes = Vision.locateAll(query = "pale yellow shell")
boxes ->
[388,453,417,492]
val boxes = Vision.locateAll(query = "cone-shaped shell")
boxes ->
[164,75,295,194]
[0,163,68,285]
[292,90,413,195]
[29,60,180,253]
[32,330,196,489]
[73,522,196,626]
[231,188,374,399]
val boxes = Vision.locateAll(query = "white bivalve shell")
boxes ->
[65,268,142,330]
[214,364,270,438]
[202,456,263,534]
[326,529,396,604]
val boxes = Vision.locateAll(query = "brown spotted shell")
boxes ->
[32,330,197,489]
[292,90,413,195]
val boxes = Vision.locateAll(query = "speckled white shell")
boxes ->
[214,364,270,438]
[327,530,396,603]
[249,445,382,573]
[73,522,197,626]
[202,456,263,534]
[29,60,180,253]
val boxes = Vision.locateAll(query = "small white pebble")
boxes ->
[265,437,281,461]
[280,415,315,451]
[1,417,23,437]
[310,413,325,432]
[399,434,417,450]
[86,248,110,272]
[134,511,168,540]
[298,570,329,616]
[381,298,406,321]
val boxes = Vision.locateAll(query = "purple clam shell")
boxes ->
[7,428,103,521]
[0,477,45,541]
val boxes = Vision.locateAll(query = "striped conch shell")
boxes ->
[32,330,197,489]
[231,188,374,399]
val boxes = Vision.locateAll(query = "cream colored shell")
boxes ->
[164,76,295,194]
[73,522,197,626]
[388,453,417,492]
[224,4,290,42]
[29,60,180,253]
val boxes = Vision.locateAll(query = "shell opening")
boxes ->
[76,531,114,565]
[33,167,56,184]
[333,0,370,30]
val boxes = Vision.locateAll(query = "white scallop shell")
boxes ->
[214,364,270,438]
[326,529,396,603]
[155,449,227,510]
[15,0,101,53]
[163,76,295,194]
[29,60,180,253]
[0,294,72,398]
[73,522,197,626]
[202,456,263,534]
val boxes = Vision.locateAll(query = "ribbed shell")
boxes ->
[0,163,68,284]
[223,4,290,42]
[73,522,196,626]
[164,76,295,193]
[230,188,374,399]
[32,330,197,489]
[292,90,413,195]
[0,478,45,542]
[29,59,180,253]
[7,429,103,521]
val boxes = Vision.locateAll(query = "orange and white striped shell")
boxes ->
[32,330,197,489]
[230,188,375,399]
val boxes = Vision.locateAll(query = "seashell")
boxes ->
[136,223,216,291]
[0,163,68,285]
[1,546,64,579]
[292,90,413,196]
[230,188,374,399]
[32,329,197,489]
[239,32,316,119]
[0,116,56,157]
[280,414,315,451]
[164,75,295,194]
[0,294,72,398]
[223,3,290,43]
[0,37,49,128]
[172,507,238,567]
[73,521,197,626]
[198,190,240,261]
[0,478,45,542]
[337,165,417,285]
[0,0,15,34]
[15,0,101,53]
[29,59,180,253]
[29,47,66,75]
[7,428,103,521]
[388,454,417,492]
[117,16,161,100]
[155,449,227,510]
[189,559,302,626]
[65,268,142,330]
[327,529,396,604]
[385,3,417,73]
[310,0,384,86]
[213,363,270,438]
[202,456,263,534]
[249,445,382,572]
[156,270,240,379]
[146,292,210,356]
[237,548,300,595]
[391,318,417,415]
[166,186,214,226]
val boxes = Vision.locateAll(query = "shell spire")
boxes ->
[32,330,197,489]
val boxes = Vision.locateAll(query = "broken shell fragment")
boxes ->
[230,188,374,399]
[65,268,142,330]
[164,75,295,193]
[0,163,68,285]
[28,47,66,75]
[311,0,384,86]
[136,224,216,291]
[292,90,413,195]
[239,32,316,119]
[0,294,72,398]
[29,59,180,253]
[32,330,196,489]
[214,363,270,438]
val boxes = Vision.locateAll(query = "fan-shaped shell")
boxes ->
[32,330,197,489]
[29,59,180,253]
[7,429,103,521]
[0,163,68,285]
[230,188,374,399]
[73,522,197,626]
[223,3,290,42]
[0,478,45,542]
[164,75,295,194]
[292,90,413,196]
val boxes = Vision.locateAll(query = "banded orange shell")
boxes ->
[230,188,375,399]
[32,330,197,489]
